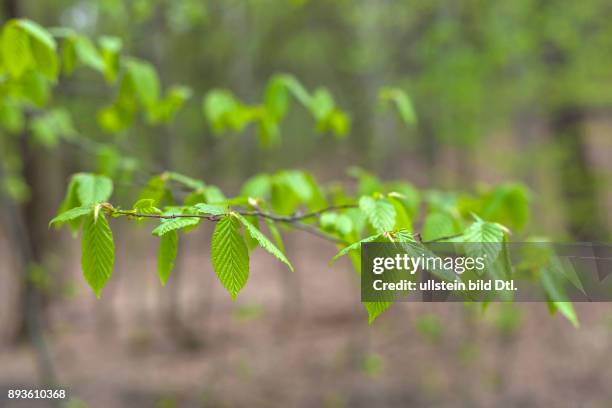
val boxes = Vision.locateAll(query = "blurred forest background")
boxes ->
[1,0,612,407]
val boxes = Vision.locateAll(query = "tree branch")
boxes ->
[109,204,354,244]
[110,204,357,223]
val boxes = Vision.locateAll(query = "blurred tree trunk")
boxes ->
[550,107,608,241]
[1,0,56,385]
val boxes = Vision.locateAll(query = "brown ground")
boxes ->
[1,227,612,408]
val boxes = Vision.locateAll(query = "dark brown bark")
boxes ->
[0,0,57,386]
[551,107,608,241]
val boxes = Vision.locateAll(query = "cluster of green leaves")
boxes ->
[98,58,192,132]
[50,166,578,326]
[204,73,350,146]
[0,19,188,205]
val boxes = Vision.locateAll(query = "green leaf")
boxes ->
[56,176,82,233]
[204,185,226,203]
[99,35,122,82]
[166,171,205,190]
[150,85,192,123]
[242,215,260,250]
[364,301,392,324]
[422,212,458,241]
[75,174,113,205]
[194,203,225,215]
[81,213,114,298]
[379,87,417,125]
[74,35,105,72]
[157,230,178,285]
[265,75,290,120]
[132,198,161,215]
[264,218,285,253]
[138,175,169,206]
[235,213,293,271]
[550,301,579,328]
[16,20,56,50]
[359,196,396,233]
[241,174,272,198]
[211,215,250,299]
[331,233,384,263]
[14,20,58,80]
[277,74,311,107]
[461,217,508,273]
[151,217,199,237]
[29,35,58,80]
[279,171,312,202]
[388,196,412,231]
[18,70,50,106]
[202,89,244,133]
[2,22,31,78]
[462,218,506,244]
[49,206,91,228]
[30,108,76,148]
[125,58,160,108]
[309,88,335,120]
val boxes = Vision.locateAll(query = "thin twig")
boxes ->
[110,204,358,224]
[110,205,352,245]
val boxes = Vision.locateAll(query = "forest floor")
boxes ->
[1,228,612,407]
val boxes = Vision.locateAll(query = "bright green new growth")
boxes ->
[81,212,115,298]
[194,203,226,215]
[75,173,113,206]
[331,233,384,263]
[234,213,294,272]
[49,205,91,228]
[48,168,581,327]
[17,16,578,326]
[211,215,250,300]
[151,217,200,237]
[158,231,178,286]
[359,196,396,234]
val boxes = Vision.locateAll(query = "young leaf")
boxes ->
[2,22,31,78]
[165,171,206,190]
[166,171,205,190]
[331,233,384,263]
[158,230,178,285]
[204,185,226,203]
[422,212,458,242]
[550,301,579,328]
[242,215,260,251]
[49,206,91,228]
[125,58,160,108]
[462,218,507,265]
[151,217,199,237]
[12,20,58,80]
[56,177,83,233]
[81,213,114,298]
[16,19,56,50]
[138,174,169,206]
[264,218,285,253]
[364,301,392,325]
[211,215,249,299]
[388,196,412,231]
[359,196,396,233]
[379,87,417,125]
[194,203,225,215]
[279,171,312,202]
[75,173,113,205]
[234,213,293,271]
[132,198,161,215]
[265,75,290,120]
[74,35,105,72]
